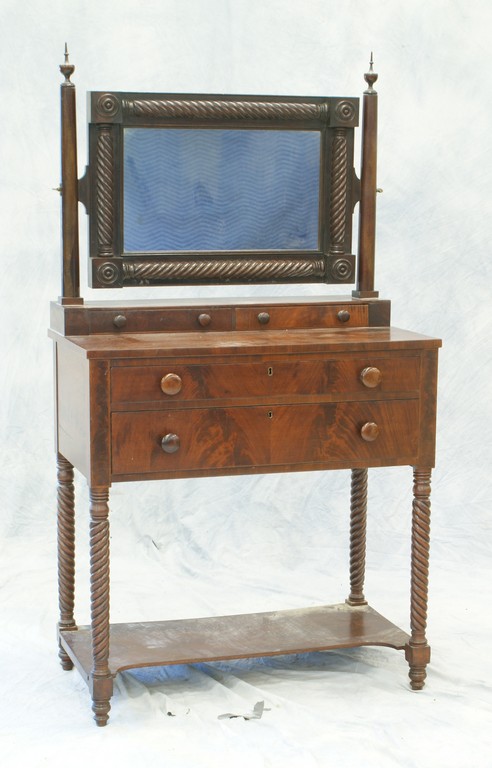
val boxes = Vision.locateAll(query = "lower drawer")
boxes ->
[111,400,419,476]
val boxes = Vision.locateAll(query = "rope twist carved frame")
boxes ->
[88,93,358,287]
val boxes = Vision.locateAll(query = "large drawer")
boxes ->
[111,356,421,406]
[111,399,420,476]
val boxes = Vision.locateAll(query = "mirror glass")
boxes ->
[123,128,320,252]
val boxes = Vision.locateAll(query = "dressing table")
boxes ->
[50,51,440,726]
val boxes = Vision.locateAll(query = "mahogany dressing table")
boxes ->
[50,51,440,726]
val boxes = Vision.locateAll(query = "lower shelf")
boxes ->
[59,603,410,686]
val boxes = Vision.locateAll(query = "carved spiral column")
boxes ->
[329,128,348,256]
[56,453,76,670]
[347,468,368,606]
[96,125,114,257]
[89,487,112,726]
[122,256,324,284]
[406,467,432,690]
[124,98,322,121]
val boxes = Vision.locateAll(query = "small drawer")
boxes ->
[89,308,232,334]
[235,304,368,330]
[111,400,419,476]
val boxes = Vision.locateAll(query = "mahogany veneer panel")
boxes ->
[52,327,441,360]
[51,297,391,336]
[90,307,233,334]
[111,355,420,406]
[235,303,368,329]
[59,604,410,681]
[111,400,419,476]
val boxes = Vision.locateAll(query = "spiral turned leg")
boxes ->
[89,487,112,726]
[56,454,77,670]
[347,468,368,606]
[406,468,432,690]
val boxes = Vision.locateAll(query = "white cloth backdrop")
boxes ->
[1,1,491,765]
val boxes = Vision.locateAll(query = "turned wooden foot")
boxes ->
[91,676,112,727]
[407,467,432,689]
[56,454,77,670]
[58,646,74,671]
[92,703,111,727]
[405,642,431,690]
[409,666,427,690]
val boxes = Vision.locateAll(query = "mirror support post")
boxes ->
[353,55,379,299]
[59,45,83,305]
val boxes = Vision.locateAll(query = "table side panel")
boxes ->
[417,349,440,467]
[89,359,111,486]
[56,342,91,478]
[54,342,112,485]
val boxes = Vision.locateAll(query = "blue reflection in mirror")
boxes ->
[123,128,320,252]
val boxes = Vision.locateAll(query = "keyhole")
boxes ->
[267,410,274,419]
[267,366,273,376]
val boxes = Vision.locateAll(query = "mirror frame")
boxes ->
[86,91,359,288]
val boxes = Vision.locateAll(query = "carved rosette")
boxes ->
[96,126,114,257]
[96,93,120,119]
[331,258,352,281]
[334,99,357,125]
[347,468,368,605]
[97,261,120,286]
[122,256,325,284]
[123,98,325,121]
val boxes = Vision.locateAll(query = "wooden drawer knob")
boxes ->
[337,310,351,323]
[160,373,182,396]
[257,312,270,325]
[360,366,382,388]
[113,314,127,328]
[360,422,380,442]
[161,433,180,453]
[197,313,211,327]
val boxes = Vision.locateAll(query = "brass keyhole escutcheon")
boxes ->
[267,366,273,376]
[267,410,274,419]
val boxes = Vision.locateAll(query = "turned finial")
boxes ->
[364,52,378,94]
[60,43,75,85]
